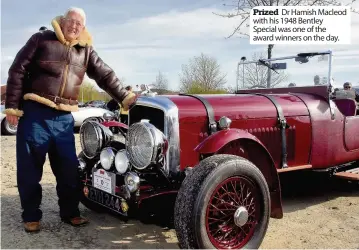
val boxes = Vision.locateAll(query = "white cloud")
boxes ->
[91,8,240,42]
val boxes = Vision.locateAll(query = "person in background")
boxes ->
[3,7,136,232]
[313,75,321,85]
[125,85,132,92]
[343,82,359,102]
[288,83,296,87]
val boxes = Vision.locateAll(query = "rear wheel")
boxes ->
[174,154,270,249]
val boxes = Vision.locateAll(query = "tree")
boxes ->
[214,0,358,87]
[79,78,121,103]
[238,52,288,89]
[152,71,169,94]
[179,53,227,93]
[186,81,229,94]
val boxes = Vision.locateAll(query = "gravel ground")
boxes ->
[1,134,359,249]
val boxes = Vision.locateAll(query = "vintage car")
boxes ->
[77,50,359,249]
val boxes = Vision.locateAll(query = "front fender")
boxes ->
[195,128,283,219]
[101,121,129,130]
[195,129,268,155]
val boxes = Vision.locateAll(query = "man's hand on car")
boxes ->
[122,93,137,111]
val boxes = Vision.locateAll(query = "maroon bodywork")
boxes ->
[145,85,357,218]
[166,86,359,170]
[101,120,128,130]
[100,85,359,220]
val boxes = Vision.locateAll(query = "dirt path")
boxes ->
[1,134,359,249]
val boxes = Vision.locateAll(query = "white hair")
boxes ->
[64,7,86,26]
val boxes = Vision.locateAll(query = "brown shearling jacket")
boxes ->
[4,16,134,117]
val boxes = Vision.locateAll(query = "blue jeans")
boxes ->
[16,100,80,222]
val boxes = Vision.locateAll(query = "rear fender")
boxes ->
[195,129,283,219]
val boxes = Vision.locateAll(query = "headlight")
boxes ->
[100,147,115,170]
[126,121,167,170]
[115,149,129,174]
[79,121,113,159]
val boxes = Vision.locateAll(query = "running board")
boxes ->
[334,167,359,181]
[277,165,312,173]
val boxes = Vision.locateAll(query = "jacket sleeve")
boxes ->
[4,33,40,117]
[86,47,135,106]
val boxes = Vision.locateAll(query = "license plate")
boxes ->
[86,186,128,215]
[92,168,115,194]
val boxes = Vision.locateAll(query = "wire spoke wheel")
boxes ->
[174,155,270,249]
[205,176,260,249]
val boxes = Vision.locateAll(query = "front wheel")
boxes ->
[174,154,270,249]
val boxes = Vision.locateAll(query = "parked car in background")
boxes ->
[1,105,17,135]
[0,104,114,135]
[72,106,114,128]
[83,100,106,108]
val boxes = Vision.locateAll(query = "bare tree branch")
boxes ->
[179,53,227,93]
[152,71,169,94]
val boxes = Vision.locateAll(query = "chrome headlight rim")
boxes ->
[78,157,86,171]
[124,172,140,193]
[100,147,116,170]
[79,121,104,159]
[125,121,166,170]
[114,149,129,174]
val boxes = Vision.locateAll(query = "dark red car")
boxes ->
[77,51,359,249]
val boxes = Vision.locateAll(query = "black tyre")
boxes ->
[1,119,17,135]
[174,154,270,249]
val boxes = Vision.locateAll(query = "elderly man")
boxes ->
[3,7,135,232]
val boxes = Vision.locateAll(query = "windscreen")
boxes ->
[237,53,331,90]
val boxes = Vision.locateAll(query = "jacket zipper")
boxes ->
[59,46,71,98]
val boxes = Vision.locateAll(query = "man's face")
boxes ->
[60,11,85,41]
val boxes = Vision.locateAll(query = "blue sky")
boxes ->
[1,0,359,92]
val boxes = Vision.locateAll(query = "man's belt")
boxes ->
[33,92,78,105]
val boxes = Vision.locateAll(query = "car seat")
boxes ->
[333,98,357,116]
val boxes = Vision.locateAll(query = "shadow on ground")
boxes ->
[279,170,359,213]
[1,170,358,249]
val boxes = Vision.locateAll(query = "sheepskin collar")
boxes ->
[51,15,93,47]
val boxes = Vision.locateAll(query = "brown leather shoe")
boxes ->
[24,222,40,232]
[62,216,89,227]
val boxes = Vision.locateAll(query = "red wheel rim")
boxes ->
[205,176,261,249]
